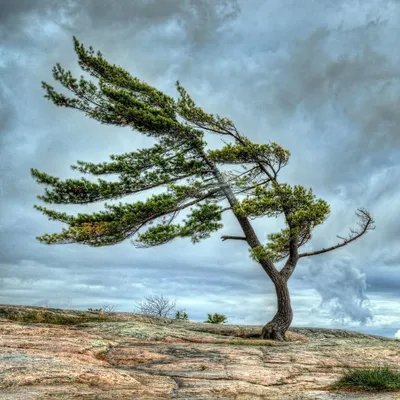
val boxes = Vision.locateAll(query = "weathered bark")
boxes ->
[198,148,294,341]
[260,276,293,342]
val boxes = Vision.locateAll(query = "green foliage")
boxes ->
[43,37,190,140]
[132,200,224,247]
[248,245,274,263]
[175,81,237,135]
[204,313,227,324]
[32,35,229,248]
[175,310,189,320]
[207,136,290,166]
[32,35,354,274]
[234,183,330,262]
[331,365,400,391]
[233,183,330,224]
[32,191,224,247]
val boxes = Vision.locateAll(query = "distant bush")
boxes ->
[204,313,227,324]
[175,310,189,320]
[87,305,115,313]
[102,304,116,313]
[133,294,177,318]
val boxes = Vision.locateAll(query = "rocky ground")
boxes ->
[0,304,399,399]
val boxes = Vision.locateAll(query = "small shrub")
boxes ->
[175,310,189,320]
[102,304,116,313]
[133,294,177,318]
[331,365,400,391]
[275,377,285,386]
[87,305,115,315]
[204,313,227,324]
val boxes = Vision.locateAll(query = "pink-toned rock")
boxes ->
[0,305,399,399]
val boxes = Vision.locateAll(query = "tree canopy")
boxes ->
[32,36,374,278]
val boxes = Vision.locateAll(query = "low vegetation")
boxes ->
[175,310,189,320]
[330,365,400,392]
[204,312,228,324]
[6,309,118,325]
[5,295,229,326]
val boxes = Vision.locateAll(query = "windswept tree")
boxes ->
[31,37,375,341]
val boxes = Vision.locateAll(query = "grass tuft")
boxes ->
[331,365,400,392]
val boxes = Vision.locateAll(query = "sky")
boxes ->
[1,0,399,339]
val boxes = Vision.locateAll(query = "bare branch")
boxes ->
[221,235,247,241]
[185,119,236,138]
[133,294,176,318]
[298,208,375,259]
[220,137,232,147]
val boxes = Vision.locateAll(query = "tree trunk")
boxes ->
[260,277,293,342]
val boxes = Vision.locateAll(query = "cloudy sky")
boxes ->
[1,0,399,339]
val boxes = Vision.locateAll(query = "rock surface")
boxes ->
[0,304,399,399]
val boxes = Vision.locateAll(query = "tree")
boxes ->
[31,37,375,341]
[133,294,177,318]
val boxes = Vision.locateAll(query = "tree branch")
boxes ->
[221,235,247,242]
[231,177,272,196]
[298,208,375,259]
[128,186,226,244]
[279,236,299,281]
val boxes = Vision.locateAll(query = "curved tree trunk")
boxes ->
[260,277,293,342]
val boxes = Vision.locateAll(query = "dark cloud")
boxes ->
[0,0,60,24]
[0,0,240,47]
[0,80,14,145]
